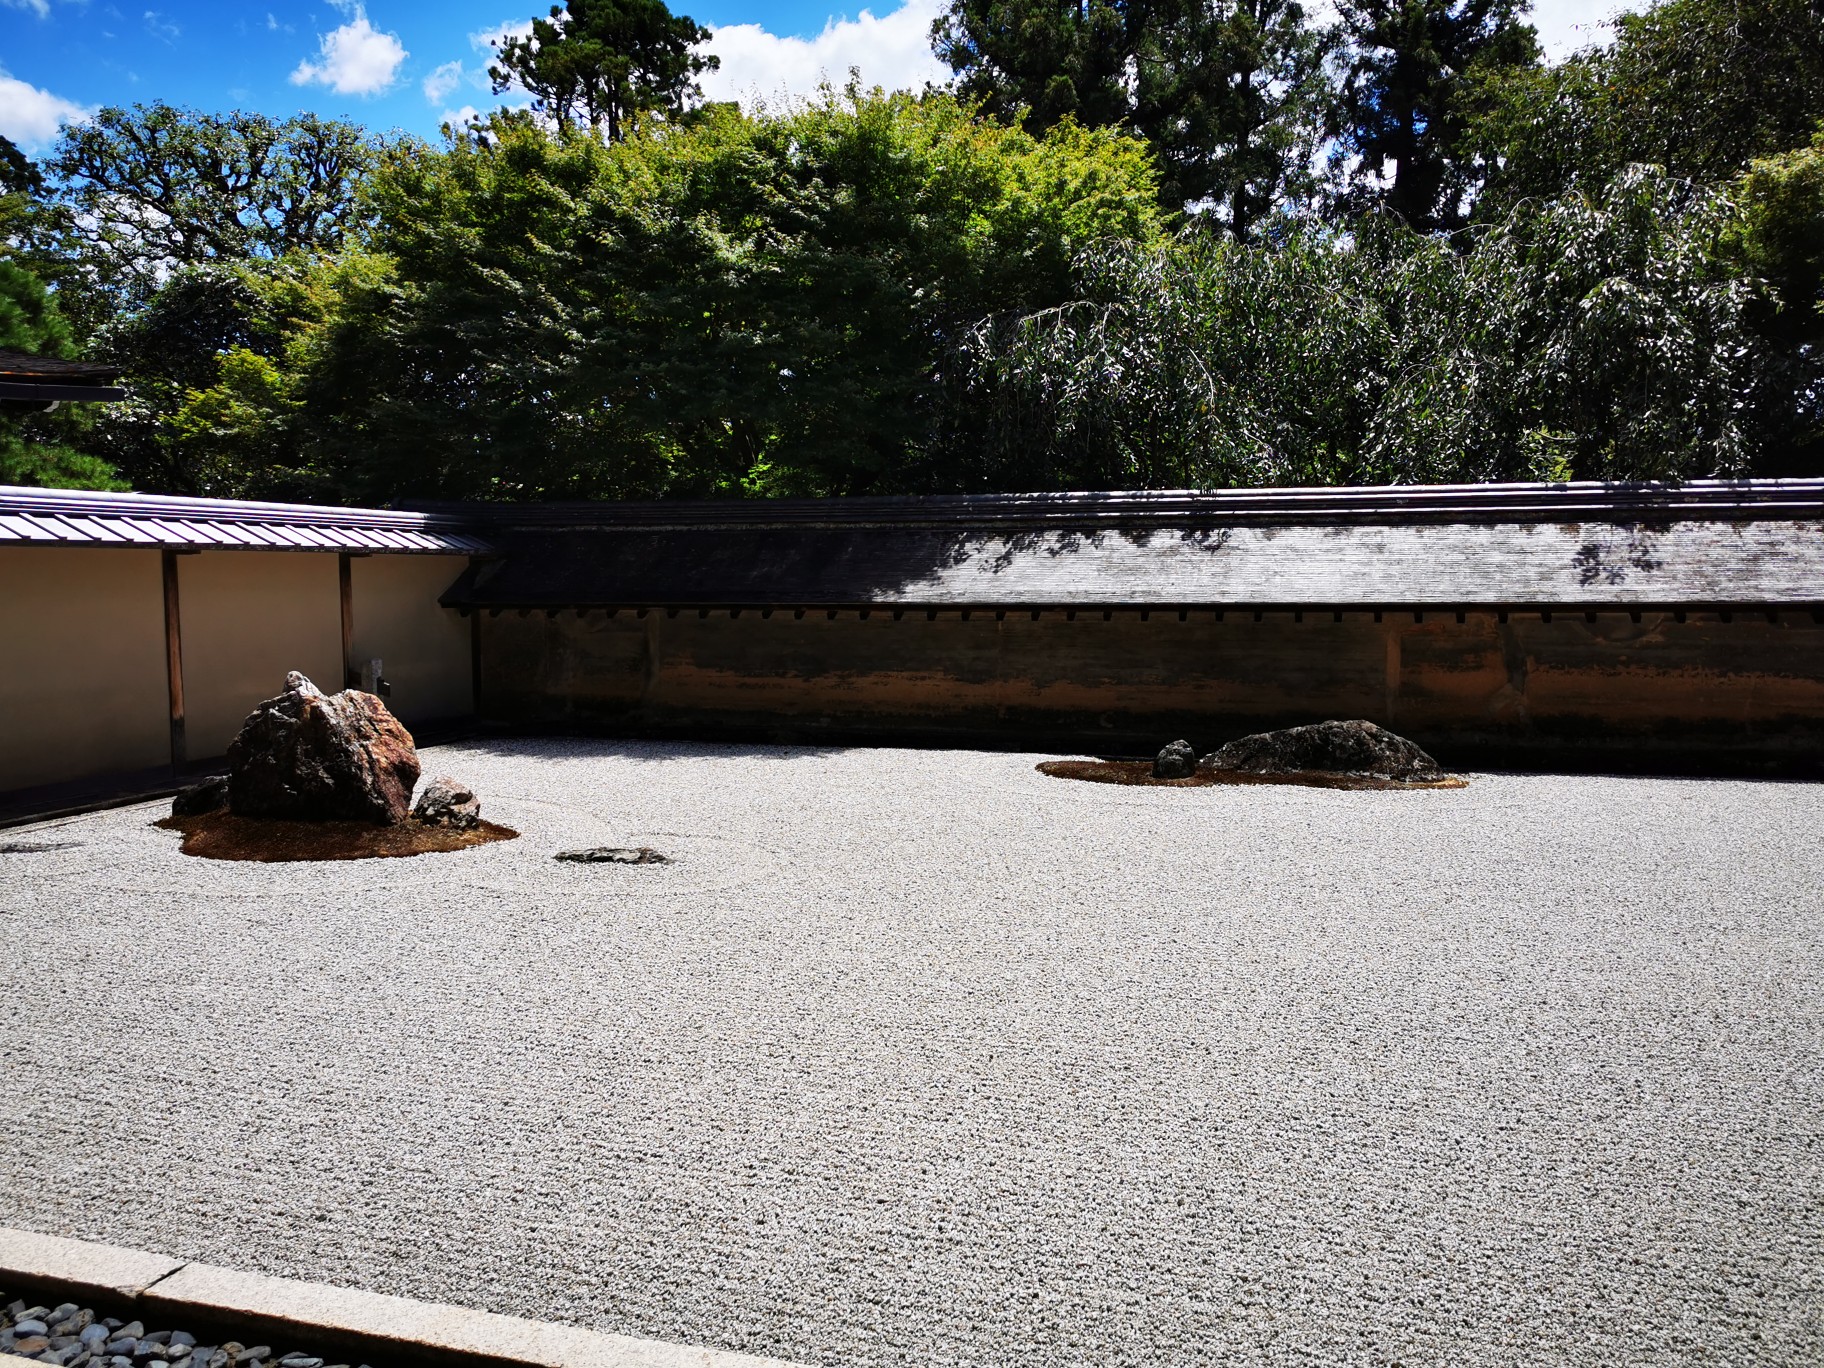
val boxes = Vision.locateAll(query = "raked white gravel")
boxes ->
[2,738,1821,1367]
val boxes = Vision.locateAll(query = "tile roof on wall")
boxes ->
[437,479,1824,611]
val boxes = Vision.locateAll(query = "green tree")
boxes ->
[76,252,385,498]
[0,259,126,490]
[489,0,719,140]
[1330,0,1538,231]
[1133,0,1336,227]
[301,88,1161,501]
[1726,134,1824,475]
[932,0,1135,133]
[959,166,1763,488]
[933,0,1334,223]
[0,134,43,247]
[1471,0,1824,216]
[36,103,382,330]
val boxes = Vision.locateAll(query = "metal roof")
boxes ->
[0,486,491,555]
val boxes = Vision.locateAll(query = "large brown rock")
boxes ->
[227,672,421,824]
[1204,719,1445,782]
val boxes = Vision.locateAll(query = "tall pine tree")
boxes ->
[932,0,1333,228]
[1331,0,1536,232]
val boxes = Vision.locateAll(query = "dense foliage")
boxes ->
[0,0,1820,498]
[306,91,1158,500]
[957,169,1761,489]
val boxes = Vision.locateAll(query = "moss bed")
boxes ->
[156,811,520,862]
[1037,760,1467,791]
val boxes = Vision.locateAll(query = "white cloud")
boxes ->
[467,17,534,96]
[699,0,948,109]
[470,17,532,57]
[3,0,52,20]
[142,8,179,41]
[440,104,482,129]
[1527,0,1619,59]
[0,69,92,150]
[1303,0,1616,63]
[291,5,407,96]
[423,59,464,102]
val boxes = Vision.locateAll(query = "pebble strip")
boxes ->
[0,1296,370,1368]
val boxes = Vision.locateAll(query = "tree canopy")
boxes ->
[489,0,719,140]
[6,0,1824,499]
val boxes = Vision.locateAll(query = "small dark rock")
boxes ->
[104,1339,137,1356]
[172,776,231,816]
[14,1337,50,1356]
[1151,739,1197,779]
[50,1338,80,1351]
[1203,719,1446,782]
[49,1308,77,1325]
[277,1355,324,1368]
[18,1321,50,1338]
[236,1349,271,1363]
[117,1325,144,1343]
[554,846,671,865]
[412,776,479,831]
[167,1336,195,1351]
[140,1333,171,1347]
[80,1326,109,1350]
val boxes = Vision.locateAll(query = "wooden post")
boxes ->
[161,548,186,772]
[1383,618,1401,726]
[338,552,354,688]
[469,608,483,717]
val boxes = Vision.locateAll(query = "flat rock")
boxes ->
[226,673,420,825]
[412,776,479,830]
[555,846,672,864]
[1204,719,1446,782]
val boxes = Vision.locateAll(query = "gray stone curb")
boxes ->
[0,1229,806,1368]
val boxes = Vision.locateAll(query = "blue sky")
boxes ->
[1,0,1613,153]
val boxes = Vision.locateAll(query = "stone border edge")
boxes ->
[0,1229,805,1368]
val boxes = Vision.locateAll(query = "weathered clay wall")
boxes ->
[178,550,344,759]
[476,607,1824,771]
[347,554,474,726]
[0,545,170,792]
